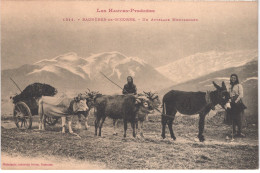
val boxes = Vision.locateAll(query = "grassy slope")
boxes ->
[1,114,258,169]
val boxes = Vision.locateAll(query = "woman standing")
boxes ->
[228,74,246,137]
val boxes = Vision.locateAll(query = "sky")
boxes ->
[1,1,258,70]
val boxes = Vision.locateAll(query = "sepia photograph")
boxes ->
[1,0,258,170]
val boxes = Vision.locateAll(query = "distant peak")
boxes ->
[34,52,79,65]
[54,52,79,61]
[89,51,127,58]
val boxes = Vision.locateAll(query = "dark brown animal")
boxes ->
[162,81,231,142]
[112,92,161,137]
[94,95,151,138]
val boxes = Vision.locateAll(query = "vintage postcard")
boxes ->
[1,0,258,170]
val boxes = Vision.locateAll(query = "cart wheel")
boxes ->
[13,101,32,129]
[46,116,59,126]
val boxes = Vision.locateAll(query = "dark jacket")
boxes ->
[122,83,137,95]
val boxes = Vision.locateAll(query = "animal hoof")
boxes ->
[172,137,176,140]
[161,134,166,139]
[198,135,205,142]
[199,138,205,142]
[235,133,246,138]
[76,125,82,129]
[113,132,118,136]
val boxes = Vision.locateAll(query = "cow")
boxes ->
[75,91,101,130]
[136,91,161,137]
[94,94,152,138]
[112,92,161,137]
[161,81,231,142]
[38,94,89,133]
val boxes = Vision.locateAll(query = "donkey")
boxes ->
[161,81,231,142]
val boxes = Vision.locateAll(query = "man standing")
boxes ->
[122,76,137,95]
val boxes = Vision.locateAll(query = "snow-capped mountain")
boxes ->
[2,52,174,95]
[156,49,257,84]
[29,52,147,80]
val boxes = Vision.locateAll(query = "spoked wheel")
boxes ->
[13,101,32,129]
[46,116,59,126]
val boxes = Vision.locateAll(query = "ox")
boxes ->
[161,81,231,142]
[75,91,101,130]
[113,92,161,137]
[38,94,89,133]
[94,94,151,137]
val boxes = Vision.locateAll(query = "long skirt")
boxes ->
[225,102,247,131]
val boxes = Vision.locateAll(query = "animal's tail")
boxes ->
[162,100,166,116]
[38,98,43,117]
[38,98,44,130]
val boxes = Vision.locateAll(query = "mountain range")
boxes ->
[156,49,257,84]
[2,52,174,95]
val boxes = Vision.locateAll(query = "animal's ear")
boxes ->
[153,95,159,100]
[212,81,221,89]
[222,81,227,90]
[135,98,141,104]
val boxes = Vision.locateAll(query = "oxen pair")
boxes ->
[94,92,160,138]
[38,91,159,136]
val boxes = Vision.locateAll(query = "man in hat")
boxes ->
[122,76,137,95]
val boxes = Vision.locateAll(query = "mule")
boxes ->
[161,81,231,142]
